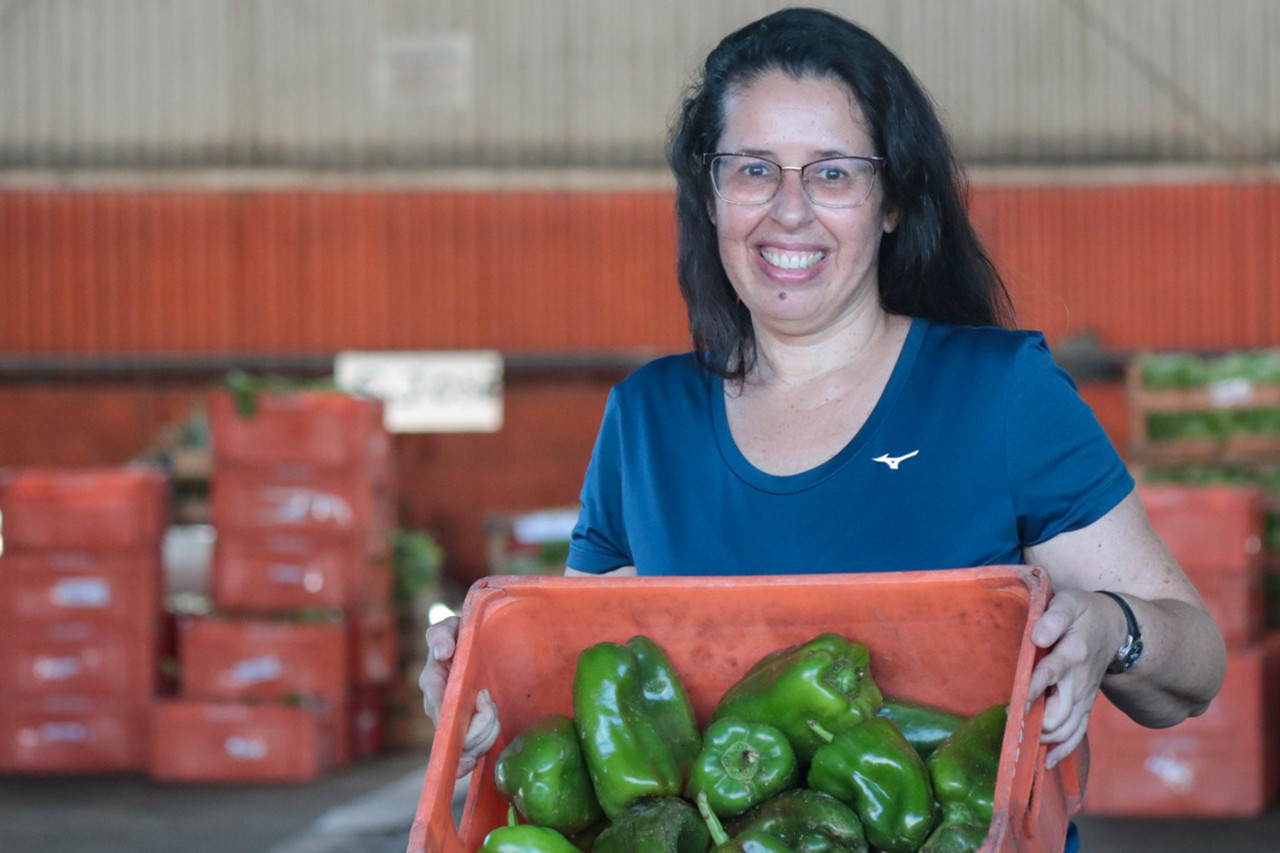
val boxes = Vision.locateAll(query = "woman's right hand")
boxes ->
[419,615,501,778]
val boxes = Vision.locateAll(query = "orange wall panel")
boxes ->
[968,183,1280,350]
[3,184,1278,356]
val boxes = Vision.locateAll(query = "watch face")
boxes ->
[1109,637,1143,674]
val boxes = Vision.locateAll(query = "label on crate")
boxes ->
[33,655,82,681]
[1143,750,1196,792]
[50,578,111,608]
[224,735,269,761]
[230,655,284,686]
[258,488,355,527]
[37,722,90,744]
[268,562,327,592]
[1208,378,1254,408]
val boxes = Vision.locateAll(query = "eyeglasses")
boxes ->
[704,153,886,209]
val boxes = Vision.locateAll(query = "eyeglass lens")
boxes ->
[710,154,878,208]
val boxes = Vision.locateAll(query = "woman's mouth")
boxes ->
[760,247,826,270]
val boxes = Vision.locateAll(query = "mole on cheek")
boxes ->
[778,293,787,300]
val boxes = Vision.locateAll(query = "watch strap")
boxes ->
[1097,590,1143,674]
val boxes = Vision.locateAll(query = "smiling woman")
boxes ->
[423,9,1227,853]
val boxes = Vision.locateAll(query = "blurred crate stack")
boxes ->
[1085,490,1280,817]
[148,390,397,783]
[0,467,168,773]
[1085,386,1280,818]
[1126,351,1280,626]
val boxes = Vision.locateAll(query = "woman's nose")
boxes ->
[770,169,814,224]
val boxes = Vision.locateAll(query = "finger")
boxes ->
[426,615,461,663]
[1029,604,1071,650]
[420,659,449,723]
[1045,714,1089,769]
[456,754,477,779]
[1024,654,1064,710]
[462,689,501,756]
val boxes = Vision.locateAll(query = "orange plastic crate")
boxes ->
[209,467,392,554]
[178,618,348,702]
[0,696,148,773]
[1138,484,1265,574]
[1186,560,1266,649]
[0,553,161,628]
[409,567,1082,853]
[148,700,342,783]
[349,685,387,761]
[1084,631,1280,817]
[211,531,372,612]
[348,606,397,686]
[0,466,168,552]
[208,391,391,480]
[0,625,155,699]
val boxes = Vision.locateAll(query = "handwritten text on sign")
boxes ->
[334,351,504,433]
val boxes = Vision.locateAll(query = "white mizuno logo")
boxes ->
[872,450,919,470]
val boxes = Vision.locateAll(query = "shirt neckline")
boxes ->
[711,316,928,494]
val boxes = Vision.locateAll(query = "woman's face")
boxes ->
[713,70,895,341]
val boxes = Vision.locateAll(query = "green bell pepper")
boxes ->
[493,714,602,835]
[572,635,701,818]
[727,788,869,853]
[698,791,792,853]
[592,796,711,853]
[876,695,965,760]
[918,817,990,853]
[478,805,585,853]
[711,632,883,762]
[688,717,799,818]
[926,702,1007,827]
[806,718,940,853]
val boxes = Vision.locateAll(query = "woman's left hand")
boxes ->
[1024,588,1128,768]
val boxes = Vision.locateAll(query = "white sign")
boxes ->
[335,350,504,433]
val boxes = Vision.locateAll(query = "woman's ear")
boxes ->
[882,206,897,233]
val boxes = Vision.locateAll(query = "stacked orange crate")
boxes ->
[0,467,168,773]
[1083,483,1280,816]
[148,390,396,782]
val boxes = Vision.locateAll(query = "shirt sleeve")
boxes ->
[1005,334,1134,545]
[568,387,634,573]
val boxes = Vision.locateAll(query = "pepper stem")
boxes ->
[807,719,836,743]
[507,804,518,828]
[696,791,729,846]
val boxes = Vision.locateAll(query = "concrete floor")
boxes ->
[2,749,1278,852]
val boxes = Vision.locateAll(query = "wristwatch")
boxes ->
[1097,590,1143,674]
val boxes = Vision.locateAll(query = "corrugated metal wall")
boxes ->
[0,189,687,354]
[2,183,1277,355]
[2,0,1277,168]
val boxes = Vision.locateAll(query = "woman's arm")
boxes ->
[1022,488,1227,767]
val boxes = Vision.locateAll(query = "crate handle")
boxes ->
[1022,742,1048,836]
[1008,690,1046,836]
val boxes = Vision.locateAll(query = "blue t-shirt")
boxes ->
[569,317,1133,575]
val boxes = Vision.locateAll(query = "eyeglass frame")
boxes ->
[702,152,887,209]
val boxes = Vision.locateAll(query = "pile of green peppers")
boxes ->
[478,632,1008,853]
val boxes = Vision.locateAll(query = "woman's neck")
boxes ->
[745,305,906,391]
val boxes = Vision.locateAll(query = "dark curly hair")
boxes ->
[667,7,1015,380]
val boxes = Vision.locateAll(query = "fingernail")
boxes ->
[430,645,443,660]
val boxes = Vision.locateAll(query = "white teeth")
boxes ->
[761,248,825,270]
